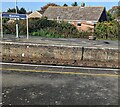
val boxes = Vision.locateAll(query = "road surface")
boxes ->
[1,62,119,106]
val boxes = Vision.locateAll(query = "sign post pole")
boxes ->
[15,0,19,38]
[26,15,29,39]
[16,20,19,38]
[1,1,3,38]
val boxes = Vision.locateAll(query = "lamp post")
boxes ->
[1,0,3,38]
[15,0,19,38]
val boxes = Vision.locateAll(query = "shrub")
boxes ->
[4,17,119,40]
[28,17,81,38]
[3,22,16,34]
[95,20,119,40]
[31,29,64,38]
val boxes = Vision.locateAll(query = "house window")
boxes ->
[77,23,81,26]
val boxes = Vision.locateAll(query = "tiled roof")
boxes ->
[43,6,105,21]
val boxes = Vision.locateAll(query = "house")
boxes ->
[43,5,107,31]
[28,11,42,18]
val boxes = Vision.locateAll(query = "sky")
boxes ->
[1,1,119,12]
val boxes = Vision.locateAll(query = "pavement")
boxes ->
[0,35,119,49]
[1,62,119,106]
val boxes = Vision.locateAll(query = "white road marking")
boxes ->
[0,62,119,71]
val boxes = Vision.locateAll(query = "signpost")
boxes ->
[1,12,3,38]
[15,0,18,38]
[2,13,27,19]
[1,13,29,39]
[0,1,3,38]
[1,0,29,39]
[26,15,29,39]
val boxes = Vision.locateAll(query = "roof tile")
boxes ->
[43,6,105,21]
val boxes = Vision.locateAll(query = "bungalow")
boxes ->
[43,5,108,31]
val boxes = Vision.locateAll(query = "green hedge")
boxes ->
[3,17,119,40]
[3,17,91,38]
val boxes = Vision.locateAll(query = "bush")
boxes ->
[4,17,119,40]
[95,20,120,40]
[29,17,81,38]
[3,22,16,34]
[28,17,58,33]
[31,29,64,38]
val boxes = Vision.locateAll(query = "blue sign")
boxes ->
[2,13,27,19]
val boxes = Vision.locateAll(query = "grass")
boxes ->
[31,29,64,38]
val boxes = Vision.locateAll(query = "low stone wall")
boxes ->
[1,42,119,68]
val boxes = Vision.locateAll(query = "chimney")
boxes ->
[81,2,85,8]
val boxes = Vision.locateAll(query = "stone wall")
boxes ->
[1,42,119,68]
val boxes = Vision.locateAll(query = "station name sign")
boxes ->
[2,13,27,19]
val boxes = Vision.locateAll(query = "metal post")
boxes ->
[15,0,19,38]
[26,15,29,39]
[1,1,3,38]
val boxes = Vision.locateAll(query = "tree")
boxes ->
[7,8,16,13]
[7,7,26,14]
[40,3,59,13]
[107,12,115,21]
[71,2,78,6]
[116,7,120,17]
[19,7,26,14]
[63,3,68,6]
[95,20,119,39]
[95,22,107,39]
[108,6,120,18]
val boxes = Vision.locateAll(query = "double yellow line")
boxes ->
[1,68,119,77]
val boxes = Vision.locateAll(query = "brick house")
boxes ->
[43,6,107,31]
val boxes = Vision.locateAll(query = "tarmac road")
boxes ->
[1,62,119,106]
